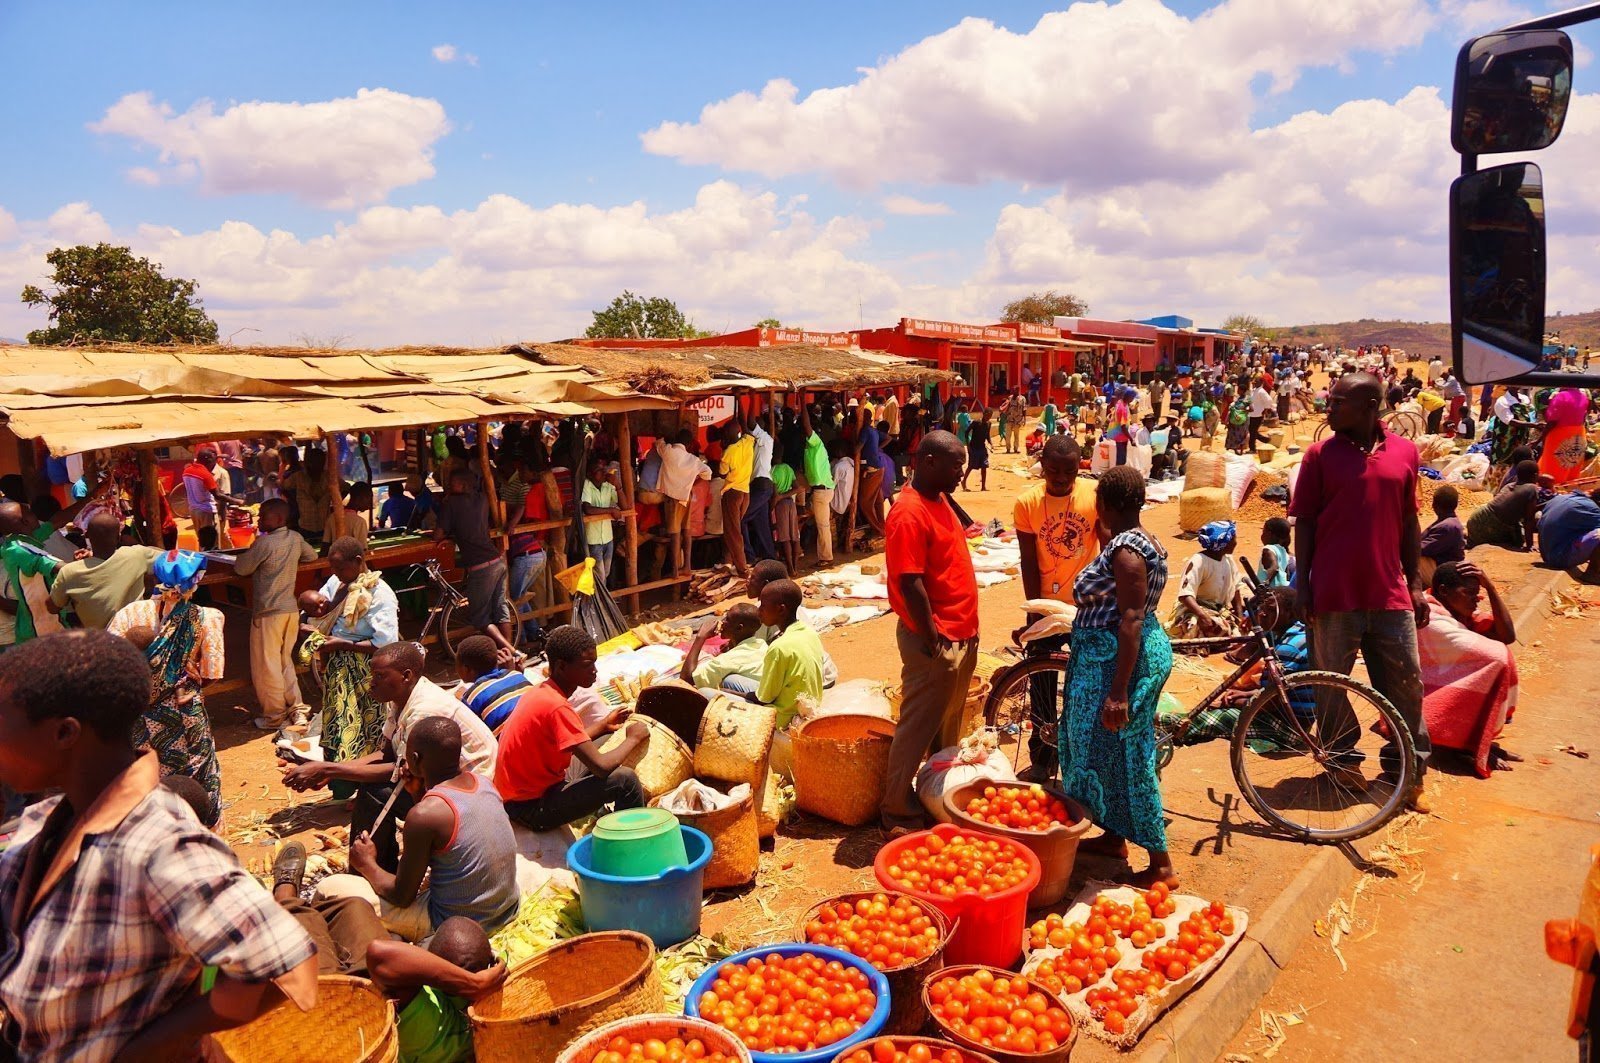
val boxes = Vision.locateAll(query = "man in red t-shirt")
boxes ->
[881,430,980,833]
[1290,372,1432,813]
[494,625,648,831]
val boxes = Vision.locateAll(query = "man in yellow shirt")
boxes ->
[1013,435,1098,781]
[719,421,755,575]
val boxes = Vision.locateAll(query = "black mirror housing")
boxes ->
[1452,29,1573,156]
[1450,162,1549,385]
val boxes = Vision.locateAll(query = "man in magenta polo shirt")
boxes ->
[1290,372,1432,813]
[881,431,979,834]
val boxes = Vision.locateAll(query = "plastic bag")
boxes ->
[657,779,751,815]
[916,729,1017,822]
[815,678,896,720]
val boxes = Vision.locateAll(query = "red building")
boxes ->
[854,318,1102,406]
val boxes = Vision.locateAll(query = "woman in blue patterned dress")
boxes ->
[1060,465,1177,887]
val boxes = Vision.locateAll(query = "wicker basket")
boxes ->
[792,713,896,827]
[469,931,662,1063]
[1183,450,1227,490]
[651,782,759,890]
[557,1014,753,1062]
[204,975,397,1063]
[757,768,783,839]
[694,695,776,788]
[923,966,1077,1063]
[1179,486,1234,532]
[796,891,955,1036]
[598,715,694,800]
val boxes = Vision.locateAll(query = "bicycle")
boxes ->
[981,561,1418,843]
[1312,407,1427,443]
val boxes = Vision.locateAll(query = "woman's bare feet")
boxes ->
[1126,865,1179,890]
[1489,744,1523,771]
[1078,834,1130,860]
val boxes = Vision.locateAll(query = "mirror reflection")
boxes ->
[1454,30,1572,155]
[1452,162,1546,374]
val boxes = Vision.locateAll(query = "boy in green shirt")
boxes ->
[752,579,824,727]
[679,603,767,694]
[369,917,505,1063]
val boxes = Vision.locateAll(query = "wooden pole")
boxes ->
[477,420,503,537]
[138,447,164,548]
[849,391,865,553]
[322,429,347,540]
[614,412,639,609]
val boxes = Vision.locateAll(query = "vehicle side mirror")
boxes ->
[1452,29,1573,155]
[1449,162,1547,385]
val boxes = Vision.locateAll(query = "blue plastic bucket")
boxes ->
[568,825,712,948]
[683,943,891,1063]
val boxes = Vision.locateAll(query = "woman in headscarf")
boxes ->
[1538,387,1591,485]
[107,550,226,825]
[1167,520,1244,641]
[1062,467,1176,887]
[1487,385,1538,475]
[301,536,399,780]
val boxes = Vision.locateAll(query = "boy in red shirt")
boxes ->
[881,430,980,833]
[494,625,648,832]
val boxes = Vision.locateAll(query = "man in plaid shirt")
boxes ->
[0,629,317,1063]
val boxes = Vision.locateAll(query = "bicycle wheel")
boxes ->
[981,654,1070,777]
[1312,419,1331,443]
[1385,410,1427,439]
[1229,670,1416,842]
[438,599,523,664]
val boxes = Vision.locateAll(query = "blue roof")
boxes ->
[1134,314,1193,330]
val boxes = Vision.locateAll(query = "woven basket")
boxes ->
[1183,450,1227,490]
[651,783,759,890]
[204,975,397,1063]
[796,892,955,1036]
[556,1014,752,1062]
[469,931,661,1063]
[757,769,783,839]
[792,713,896,826]
[694,695,776,788]
[1179,486,1234,532]
[598,715,694,799]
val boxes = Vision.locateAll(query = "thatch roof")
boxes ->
[519,342,953,395]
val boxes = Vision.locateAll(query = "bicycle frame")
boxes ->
[1163,629,1283,743]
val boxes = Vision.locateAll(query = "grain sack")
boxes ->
[1179,487,1233,532]
[1183,451,1226,491]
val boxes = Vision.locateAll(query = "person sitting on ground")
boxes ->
[1418,561,1522,778]
[1538,486,1600,586]
[494,625,648,832]
[745,559,838,687]
[1025,425,1047,457]
[455,634,534,737]
[317,716,520,943]
[1466,460,1540,551]
[47,511,159,629]
[1168,520,1244,640]
[1258,516,1295,588]
[1419,484,1467,585]
[680,602,768,694]
[748,578,824,727]
[0,630,317,1062]
[368,917,507,1063]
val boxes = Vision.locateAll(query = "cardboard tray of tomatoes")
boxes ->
[1019,881,1248,1049]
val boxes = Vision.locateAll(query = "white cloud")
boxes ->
[432,43,479,66]
[642,0,1437,188]
[90,89,451,209]
[882,195,952,216]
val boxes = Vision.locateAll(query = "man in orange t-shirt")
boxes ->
[881,431,979,833]
[1013,435,1098,781]
[495,626,648,832]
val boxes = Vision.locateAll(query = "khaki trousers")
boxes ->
[721,488,749,573]
[250,612,304,724]
[809,488,834,563]
[881,622,978,828]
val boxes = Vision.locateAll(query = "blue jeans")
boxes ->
[508,549,546,634]
[721,674,759,696]
[1309,609,1430,778]
[588,541,614,586]
[743,477,775,562]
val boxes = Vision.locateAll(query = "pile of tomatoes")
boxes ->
[880,831,1033,897]
[926,967,1074,1056]
[1085,968,1168,1036]
[1023,913,1124,996]
[695,952,878,1055]
[836,1039,976,1063]
[960,784,1075,831]
[1140,899,1235,980]
[802,894,942,972]
[589,1034,738,1062]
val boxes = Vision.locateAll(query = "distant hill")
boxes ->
[1269,311,1600,360]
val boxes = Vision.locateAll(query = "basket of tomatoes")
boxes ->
[873,823,1040,969]
[941,778,1091,908]
[797,892,954,1035]
[921,966,1077,1063]
[685,944,892,1062]
[1021,882,1247,1049]
[556,1014,753,1062]
[832,1036,999,1062]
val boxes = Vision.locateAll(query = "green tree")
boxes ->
[585,290,700,339]
[20,243,219,345]
[753,317,783,329]
[999,290,1089,325]
[1222,314,1265,336]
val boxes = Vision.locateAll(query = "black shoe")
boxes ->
[273,841,307,892]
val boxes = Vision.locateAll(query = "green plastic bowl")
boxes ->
[589,807,687,878]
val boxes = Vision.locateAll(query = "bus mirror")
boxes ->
[1452,30,1573,156]
[1450,162,1547,385]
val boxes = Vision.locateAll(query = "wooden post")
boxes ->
[477,420,502,537]
[138,447,164,548]
[322,429,347,540]
[614,412,639,609]
[849,391,865,553]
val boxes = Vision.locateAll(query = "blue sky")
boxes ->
[3,0,1599,344]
